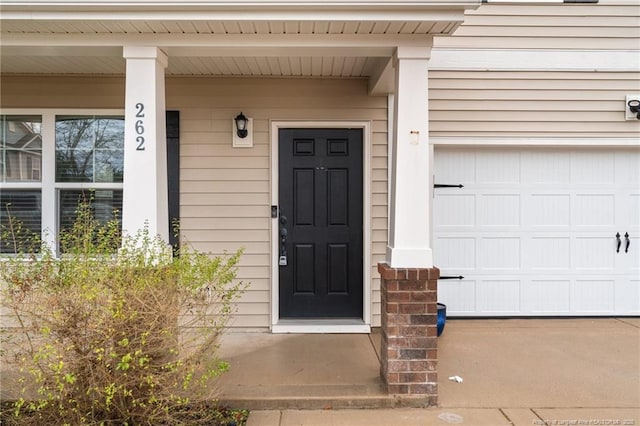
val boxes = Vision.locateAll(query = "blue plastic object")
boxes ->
[437,303,446,337]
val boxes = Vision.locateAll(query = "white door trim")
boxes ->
[270,120,372,333]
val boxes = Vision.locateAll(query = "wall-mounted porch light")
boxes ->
[626,95,640,120]
[234,112,249,138]
[628,99,640,120]
[232,112,253,148]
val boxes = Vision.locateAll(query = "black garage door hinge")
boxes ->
[434,184,464,188]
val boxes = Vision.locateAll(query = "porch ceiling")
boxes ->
[0,50,387,78]
[0,0,480,85]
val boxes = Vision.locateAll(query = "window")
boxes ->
[0,111,124,254]
[1,115,42,253]
[55,116,124,245]
[55,116,124,183]
[1,115,42,183]
[0,190,42,253]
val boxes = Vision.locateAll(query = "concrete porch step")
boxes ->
[219,396,435,411]
[219,386,434,411]
[215,332,416,410]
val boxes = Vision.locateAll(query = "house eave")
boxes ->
[0,0,481,11]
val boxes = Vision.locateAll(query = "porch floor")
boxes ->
[216,318,640,412]
[215,331,395,410]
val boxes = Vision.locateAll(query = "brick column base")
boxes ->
[377,262,439,405]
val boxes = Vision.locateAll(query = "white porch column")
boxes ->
[386,46,433,268]
[122,46,169,242]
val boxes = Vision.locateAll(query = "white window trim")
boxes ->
[269,120,372,334]
[1,108,124,255]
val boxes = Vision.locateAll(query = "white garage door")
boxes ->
[434,147,640,316]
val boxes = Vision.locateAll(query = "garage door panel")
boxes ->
[477,280,521,313]
[614,151,640,185]
[573,194,615,227]
[434,194,475,227]
[433,149,476,183]
[571,152,615,184]
[479,238,520,270]
[435,147,639,317]
[478,194,520,226]
[570,280,615,313]
[522,280,571,313]
[522,151,570,184]
[621,194,640,227]
[527,237,570,270]
[476,150,520,184]
[527,194,571,227]
[573,237,615,270]
[615,279,640,314]
[434,237,476,270]
[438,280,477,313]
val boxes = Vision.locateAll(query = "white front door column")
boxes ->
[122,46,169,243]
[386,46,433,268]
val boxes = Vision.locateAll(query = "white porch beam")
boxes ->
[0,33,439,49]
[386,45,433,268]
[368,57,395,95]
[0,44,393,59]
[121,46,169,243]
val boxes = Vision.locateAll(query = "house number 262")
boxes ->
[135,103,145,151]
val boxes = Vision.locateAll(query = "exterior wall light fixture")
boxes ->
[234,112,249,138]
[232,112,253,148]
[628,99,640,120]
[626,95,640,120]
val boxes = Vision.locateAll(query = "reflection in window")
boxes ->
[55,116,124,183]
[58,189,123,253]
[0,190,42,253]
[0,115,42,183]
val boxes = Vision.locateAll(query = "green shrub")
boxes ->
[1,202,245,425]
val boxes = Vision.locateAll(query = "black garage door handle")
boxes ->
[625,232,630,253]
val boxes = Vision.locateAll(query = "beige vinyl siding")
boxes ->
[168,77,388,328]
[0,75,125,108]
[430,71,640,138]
[434,3,640,50]
[0,75,389,329]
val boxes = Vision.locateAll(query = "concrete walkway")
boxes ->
[216,318,640,425]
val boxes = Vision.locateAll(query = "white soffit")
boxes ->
[0,0,480,78]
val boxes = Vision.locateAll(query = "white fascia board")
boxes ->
[429,48,640,72]
[1,10,468,21]
[0,0,480,9]
[0,0,480,20]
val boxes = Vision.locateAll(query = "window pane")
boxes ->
[95,149,124,183]
[59,189,123,241]
[0,190,42,254]
[1,115,42,182]
[55,116,124,183]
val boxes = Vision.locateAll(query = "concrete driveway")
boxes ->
[217,318,640,425]
[438,318,640,409]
